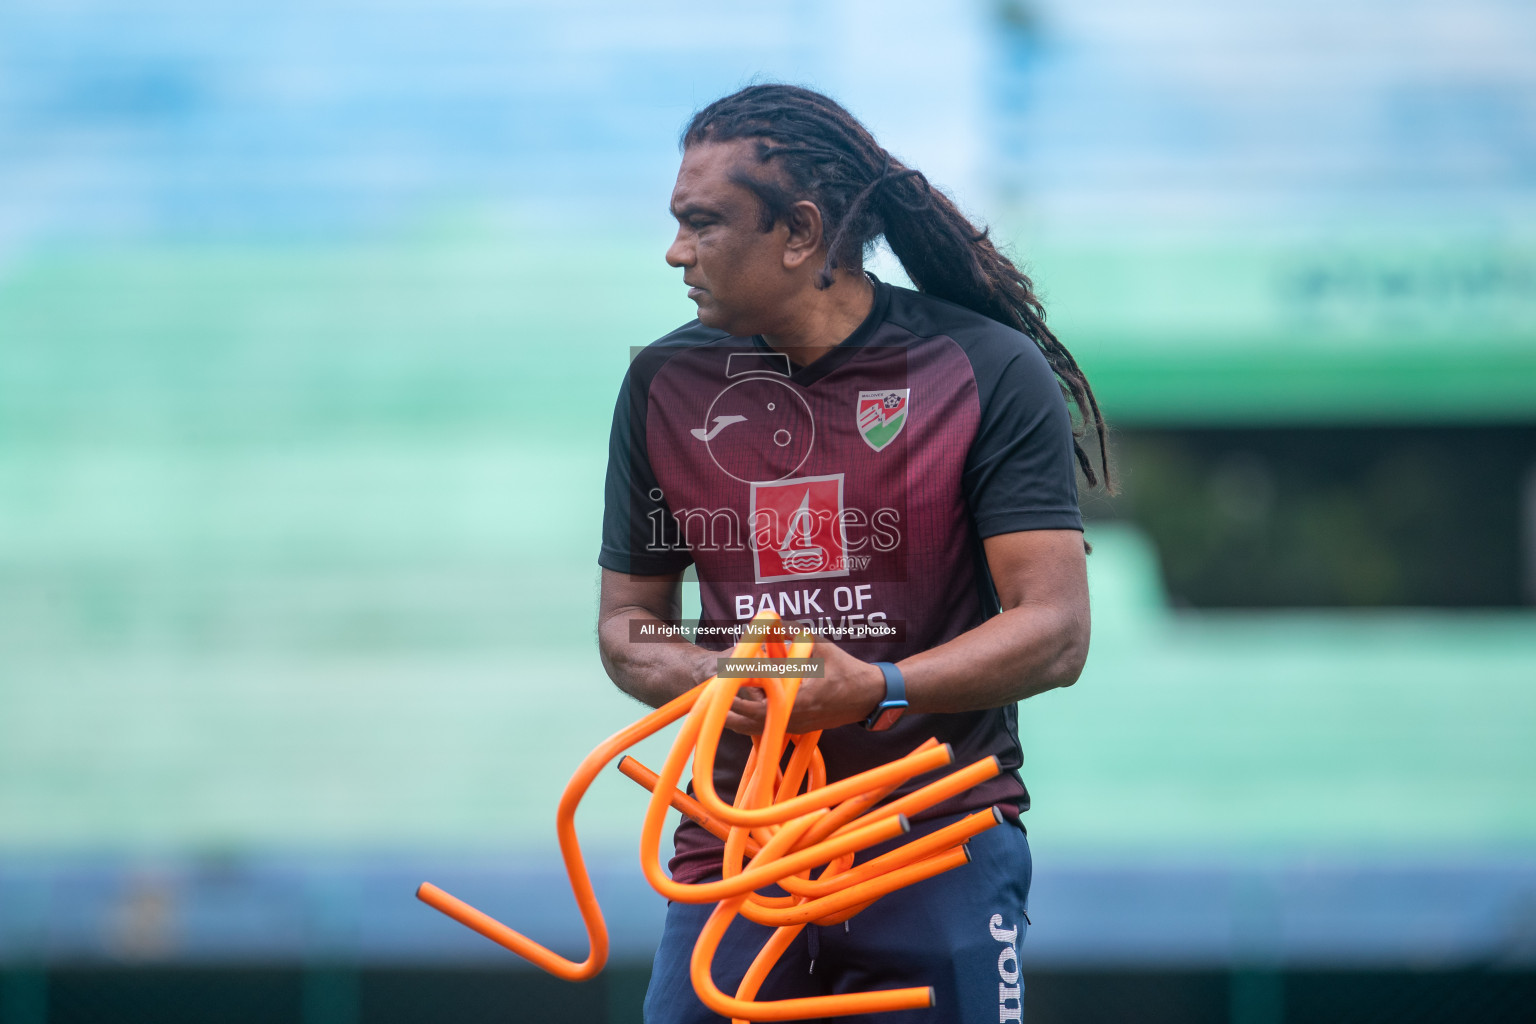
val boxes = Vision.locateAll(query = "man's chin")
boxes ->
[692,298,756,337]
[693,302,727,329]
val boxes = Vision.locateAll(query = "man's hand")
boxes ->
[721,631,884,736]
[599,569,885,735]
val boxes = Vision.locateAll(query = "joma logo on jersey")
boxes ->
[749,474,852,584]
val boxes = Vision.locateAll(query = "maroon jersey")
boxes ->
[600,279,1082,882]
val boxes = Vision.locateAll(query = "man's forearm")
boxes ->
[598,606,718,710]
[896,600,1089,714]
[726,597,1091,737]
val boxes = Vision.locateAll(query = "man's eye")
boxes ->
[690,219,714,230]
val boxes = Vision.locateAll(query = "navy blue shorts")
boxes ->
[643,812,1032,1024]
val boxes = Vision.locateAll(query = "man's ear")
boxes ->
[781,200,824,270]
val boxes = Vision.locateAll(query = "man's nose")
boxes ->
[665,229,693,268]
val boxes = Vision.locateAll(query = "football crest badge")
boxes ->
[856,389,909,452]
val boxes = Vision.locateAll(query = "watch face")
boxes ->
[866,704,907,732]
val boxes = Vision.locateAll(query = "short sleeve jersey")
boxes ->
[600,278,1082,883]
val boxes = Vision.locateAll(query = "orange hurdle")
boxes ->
[416,610,1004,1021]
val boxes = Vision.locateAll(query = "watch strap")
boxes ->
[863,661,908,731]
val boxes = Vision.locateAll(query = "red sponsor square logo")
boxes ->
[749,474,851,584]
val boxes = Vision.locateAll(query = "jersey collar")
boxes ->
[749,275,893,389]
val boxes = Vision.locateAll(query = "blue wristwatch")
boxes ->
[862,661,908,731]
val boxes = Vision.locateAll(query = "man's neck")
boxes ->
[760,271,876,367]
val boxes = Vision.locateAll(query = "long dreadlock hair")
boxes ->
[683,84,1112,491]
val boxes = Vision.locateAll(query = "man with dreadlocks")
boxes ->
[597,84,1109,1023]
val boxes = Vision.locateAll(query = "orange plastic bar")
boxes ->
[691,895,934,1021]
[636,666,930,904]
[789,738,941,851]
[831,754,1003,838]
[724,682,815,885]
[736,845,974,929]
[805,808,1000,897]
[615,755,762,857]
[730,921,807,1024]
[692,736,957,829]
[688,652,955,827]
[774,807,1001,902]
[809,894,878,928]
[416,608,1016,1021]
[644,802,913,905]
[774,731,823,803]
[415,676,708,979]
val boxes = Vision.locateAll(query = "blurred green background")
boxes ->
[1,1,1533,1021]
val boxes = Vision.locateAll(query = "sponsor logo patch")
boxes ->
[856,389,909,452]
[749,474,852,584]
